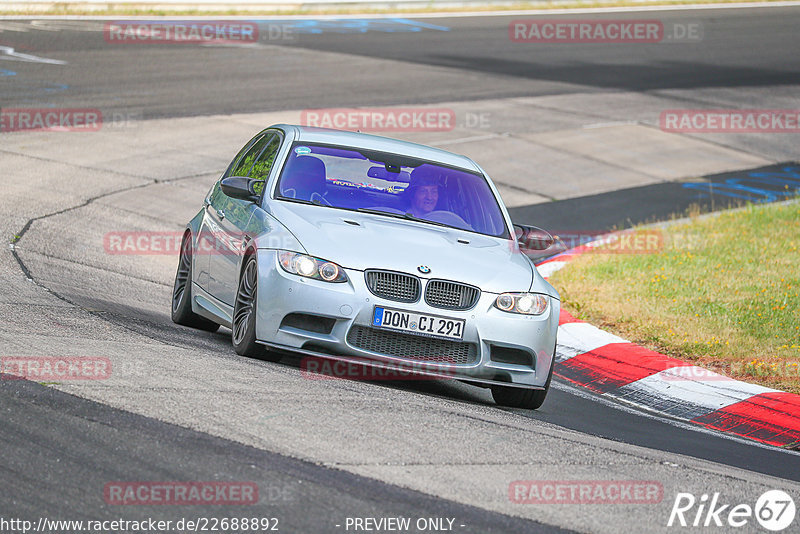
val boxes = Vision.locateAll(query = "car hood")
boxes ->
[269,202,532,293]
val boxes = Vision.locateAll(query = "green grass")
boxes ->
[551,201,800,393]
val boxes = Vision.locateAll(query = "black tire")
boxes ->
[491,355,554,410]
[172,233,220,332]
[232,254,281,362]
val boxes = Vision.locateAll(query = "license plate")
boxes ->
[372,306,465,340]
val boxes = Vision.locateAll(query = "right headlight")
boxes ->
[277,251,348,283]
[495,293,548,315]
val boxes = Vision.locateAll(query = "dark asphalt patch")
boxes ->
[509,162,800,233]
[0,379,569,533]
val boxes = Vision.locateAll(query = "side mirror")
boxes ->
[514,224,555,251]
[220,176,262,202]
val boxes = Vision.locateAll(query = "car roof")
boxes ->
[273,124,482,173]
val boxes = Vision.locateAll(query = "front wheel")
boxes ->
[491,357,554,410]
[172,233,220,332]
[232,255,281,362]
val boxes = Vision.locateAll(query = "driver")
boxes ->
[405,165,442,218]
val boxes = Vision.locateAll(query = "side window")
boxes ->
[223,133,264,179]
[230,133,274,178]
[250,134,281,181]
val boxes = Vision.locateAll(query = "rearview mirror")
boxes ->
[514,224,555,251]
[221,176,262,202]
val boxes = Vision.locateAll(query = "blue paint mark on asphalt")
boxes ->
[11,83,70,103]
[253,18,450,34]
[388,18,451,32]
[0,69,16,76]
[681,165,800,203]
[42,83,69,93]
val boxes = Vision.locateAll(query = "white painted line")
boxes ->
[3,2,799,20]
[0,22,32,32]
[0,46,66,65]
[403,1,800,17]
[583,121,639,129]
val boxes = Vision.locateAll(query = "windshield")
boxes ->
[274,143,509,237]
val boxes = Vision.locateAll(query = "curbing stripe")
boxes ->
[609,368,778,420]
[557,322,629,357]
[557,343,690,394]
[691,392,800,447]
[558,309,582,324]
[555,345,588,364]
[536,261,568,278]
[538,230,800,447]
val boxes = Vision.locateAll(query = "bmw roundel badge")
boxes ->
[417,265,431,274]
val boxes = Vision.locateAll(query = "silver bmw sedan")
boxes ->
[172,124,560,409]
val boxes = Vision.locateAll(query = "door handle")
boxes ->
[215,209,225,220]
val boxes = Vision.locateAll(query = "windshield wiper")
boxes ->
[277,196,321,206]
[356,207,408,218]
[355,208,451,229]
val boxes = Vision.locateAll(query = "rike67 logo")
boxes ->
[668,490,796,531]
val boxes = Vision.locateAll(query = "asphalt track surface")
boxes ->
[1,380,565,533]
[2,6,800,533]
[1,8,799,118]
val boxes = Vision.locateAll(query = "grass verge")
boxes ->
[550,201,800,394]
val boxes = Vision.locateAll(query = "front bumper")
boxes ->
[255,249,559,388]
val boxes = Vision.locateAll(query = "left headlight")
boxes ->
[277,252,349,283]
[495,293,548,315]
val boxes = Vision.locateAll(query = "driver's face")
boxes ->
[412,185,439,215]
